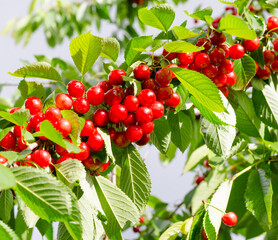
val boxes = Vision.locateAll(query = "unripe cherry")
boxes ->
[133,65,151,81]
[67,80,85,98]
[108,69,126,85]
[55,93,73,110]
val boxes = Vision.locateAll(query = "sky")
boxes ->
[0,0,258,239]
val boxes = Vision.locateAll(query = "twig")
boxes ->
[167,201,184,220]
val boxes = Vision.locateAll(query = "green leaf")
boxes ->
[11,167,76,222]
[232,55,256,90]
[184,145,210,173]
[172,26,200,40]
[92,175,140,237]
[250,44,265,69]
[98,128,115,162]
[69,32,104,76]
[150,116,171,154]
[9,62,62,82]
[43,88,63,112]
[203,181,232,240]
[36,219,53,240]
[122,76,142,96]
[218,14,256,40]
[245,169,273,231]
[184,7,212,21]
[100,37,120,62]
[164,41,203,53]
[187,211,205,240]
[168,111,192,153]
[120,145,151,212]
[0,127,13,142]
[138,4,175,32]
[244,8,266,36]
[0,109,30,126]
[0,190,13,223]
[0,165,16,191]
[174,82,189,112]
[18,80,46,100]
[0,219,20,240]
[170,68,225,113]
[159,221,183,240]
[124,36,153,66]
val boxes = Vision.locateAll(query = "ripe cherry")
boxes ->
[242,37,260,52]
[56,156,73,164]
[177,52,194,65]
[210,31,226,45]
[67,80,85,98]
[55,139,72,156]
[156,86,173,101]
[0,155,7,164]
[195,176,204,185]
[123,95,139,112]
[162,49,177,61]
[202,230,208,240]
[222,212,238,227]
[133,65,151,81]
[17,137,28,150]
[212,17,222,28]
[108,104,128,123]
[133,227,140,233]
[219,59,234,74]
[271,60,278,73]
[138,89,156,106]
[93,109,109,127]
[263,50,276,65]
[99,161,110,172]
[25,97,43,115]
[29,112,46,129]
[81,120,94,137]
[83,155,103,171]
[104,86,124,106]
[195,38,212,52]
[165,92,181,107]
[55,118,72,137]
[267,16,278,32]
[256,65,271,80]
[125,125,143,142]
[209,47,225,64]
[273,38,278,51]
[114,131,130,148]
[194,53,210,68]
[226,72,237,86]
[139,216,144,224]
[189,62,201,72]
[97,80,113,93]
[87,131,104,152]
[73,98,90,114]
[123,113,136,127]
[55,93,73,110]
[150,101,164,119]
[0,132,16,150]
[203,64,219,79]
[9,107,20,113]
[136,107,153,124]
[212,73,227,87]
[108,69,126,85]
[32,149,52,168]
[72,142,90,161]
[45,106,61,123]
[142,78,158,92]
[86,86,104,106]
[13,125,23,138]
[219,85,229,97]
[109,127,117,141]
[155,68,173,86]
[124,86,135,96]
[229,44,245,59]
[136,133,150,146]
[141,121,154,134]
[218,44,230,57]
[204,159,210,167]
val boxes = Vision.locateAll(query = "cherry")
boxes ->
[242,37,260,52]
[99,161,110,172]
[209,47,225,64]
[0,132,16,150]
[109,127,117,141]
[150,101,164,119]
[32,149,52,168]
[263,50,276,65]
[229,44,245,59]
[133,65,151,81]
[81,120,94,137]
[45,106,61,123]
[86,86,104,106]
[13,125,23,138]
[167,64,178,78]
[267,16,278,32]
[83,155,103,171]
[226,72,237,86]
[0,155,7,164]
[125,125,143,142]
[165,92,181,107]
[17,137,28,150]
[273,38,278,51]
[204,159,210,167]
[202,230,209,240]
[203,64,219,79]
[178,64,189,69]
[219,85,229,97]
[97,80,113,93]
[55,139,72,156]
[55,118,72,137]
[255,61,259,73]
[156,86,173,101]
[195,38,212,52]
[210,31,226,45]
[177,52,194,65]
[142,78,158,92]
[222,212,238,227]
[133,227,140,233]
[87,131,104,152]
[256,65,271,80]
[194,53,210,68]
[55,93,73,110]
[136,133,150,146]
[9,107,20,113]
[73,98,90,115]
[212,73,227,87]
[123,113,136,127]
[138,89,156,106]
[93,109,109,127]
[141,121,154,134]
[29,112,46,129]
[108,69,126,85]
[218,44,230,57]
[124,86,135,96]
[25,97,43,115]
[114,131,130,148]
[162,49,177,61]
[212,17,222,28]
[123,95,139,112]
[271,60,278,73]
[136,107,153,124]
[104,86,124,106]
[155,68,173,86]
[189,62,201,72]
[56,156,73,164]
[195,176,204,185]
[108,104,128,123]
[219,59,234,74]
[72,142,90,161]
[139,216,144,224]
[67,80,85,98]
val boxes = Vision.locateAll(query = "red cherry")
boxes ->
[29,112,46,129]
[99,161,110,172]
[108,104,128,123]
[45,106,61,123]
[17,137,28,150]
[55,93,73,110]
[226,72,237,86]
[86,86,104,106]
[67,80,85,98]
[212,73,227,87]
[141,121,154,134]
[155,68,173,87]
[72,142,90,161]
[202,230,208,240]
[13,125,23,138]
[178,64,189,69]
[150,101,164,119]
[256,65,271,80]
[162,49,177,61]
[273,38,278,51]
[133,227,140,233]
[139,216,144,224]
[56,156,73,164]
[114,131,130,148]
[267,16,278,32]
[194,53,210,68]
[133,65,151,81]
[166,64,178,78]
[263,50,276,65]
[138,89,156,106]
[210,31,226,45]
[109,127,117,141]
[156,86,173,101]
[124,86,135,96]
[219,59,234,74]
[87,131,104,152]
[93,109,109,127]
[271,60,278,73]
[195,176,204,185]
[255,61,259,73]
[229,44,245,59]
[104,86,124,106]
[209,47,225,64]
[212,17,222,28]
[136,107,153,124]
[0,132,16,150]
[125,125,143,142]
[222,212,238,227]
[177,52,194,65]
[73,98,90,114]
[0,155,7,164]
[218,85,229,97]
[202,64,219,79]
[81,120,94,137]
[108,69,126,85]
[204,159,210,167]
[136,133,150,146]
[97,80,113,93]
[142,78,158,92]
[242,37,260,52]
[189,62,201,72]
[195,38,212,52]
[83,155,103,171]
[55,118,72,137]
[123,113,136,127]
[32,149,52,168]
[25,97,43,115]
[218,44,230,57]
[55,139,72,156]
[9,107,20,113]
[123,95,139,112]
[165,92,180,107]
